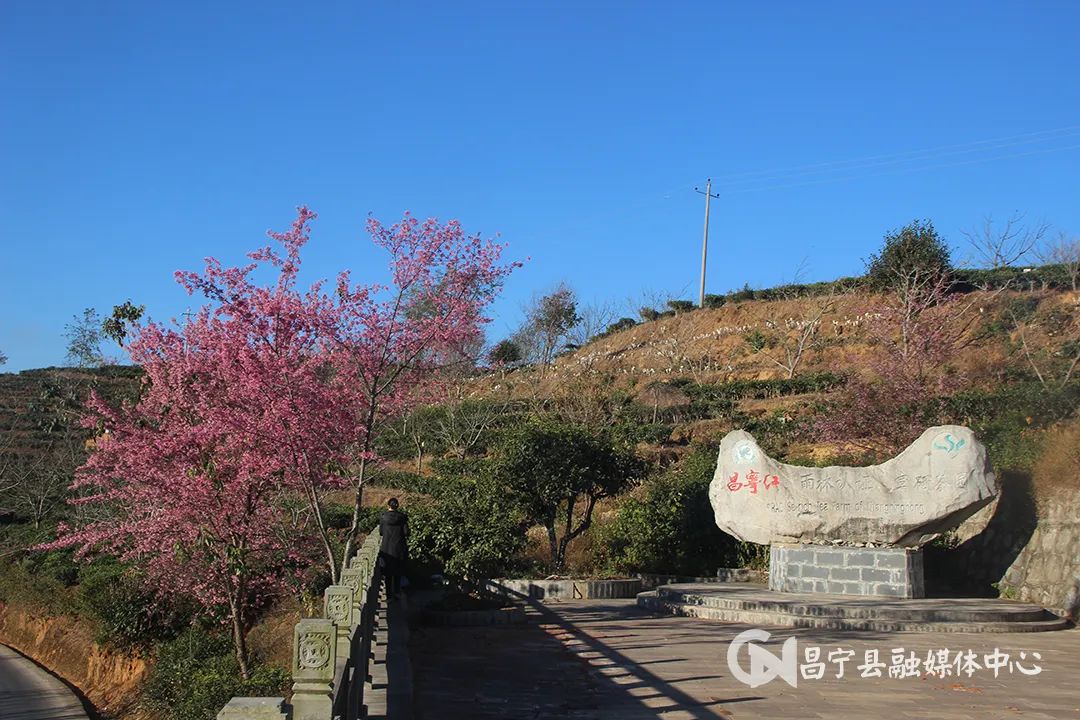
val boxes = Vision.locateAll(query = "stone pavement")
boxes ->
[409,598,1080,719]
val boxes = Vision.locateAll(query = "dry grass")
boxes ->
[1032,418,1080,500]
[470,290,1051,404]
[248,597,304,672]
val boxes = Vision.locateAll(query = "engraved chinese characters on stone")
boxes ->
[709,426,998,547]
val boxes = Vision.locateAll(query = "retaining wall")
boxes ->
[949,483,1080,620]
[487,578,642,600]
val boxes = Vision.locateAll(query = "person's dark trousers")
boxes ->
[379,551,402,597]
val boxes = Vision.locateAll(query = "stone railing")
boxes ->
[217,529,396,720]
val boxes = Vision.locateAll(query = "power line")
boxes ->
[707,124,1080,187]
[719,140,1080,195]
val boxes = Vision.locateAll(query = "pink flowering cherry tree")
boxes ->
[330,213,520,573]
[47,207,517,675]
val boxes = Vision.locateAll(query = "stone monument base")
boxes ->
[769,544,925,598]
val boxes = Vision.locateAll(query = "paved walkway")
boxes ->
[0,644,89,720]
[410,599,1080,719]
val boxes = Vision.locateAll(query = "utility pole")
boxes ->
[694,179,720,307]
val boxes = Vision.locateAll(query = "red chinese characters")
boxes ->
[727,470,780,494]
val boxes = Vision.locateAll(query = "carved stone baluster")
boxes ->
[324,584,356,659]
[290,619,336,720]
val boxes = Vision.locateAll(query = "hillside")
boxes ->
[444,284,1079,466]
[0,365,143,458]
[532,288,1075,387]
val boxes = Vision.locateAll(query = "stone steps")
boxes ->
[637,583,1072,633]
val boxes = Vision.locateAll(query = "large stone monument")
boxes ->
[710,425,999,598]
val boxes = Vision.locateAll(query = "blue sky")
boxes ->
[1,1,1078,371]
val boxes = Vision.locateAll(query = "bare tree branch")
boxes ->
[963,212,1049,269]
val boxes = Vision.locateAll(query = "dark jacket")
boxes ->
[379,509,409,559]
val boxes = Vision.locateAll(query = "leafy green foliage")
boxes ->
[488,338,523,366]
[366,468,437,493]
[141,627,288,720]
[320,503,381,533]
[667,299,695,313]
[75,558,196,650]
[408,467,528,579]
[0,548,194,651]
[946,381,1080,471]
[492,419,642,569]
[743,329,768,352]
[702,293,726,309]
[598,317,637,338]
[669,373,844,415]
[101,300,145,347]
[952,264,1075,292]
[865,219,952,290]
[638,306,661,322]
[605,444,761,575]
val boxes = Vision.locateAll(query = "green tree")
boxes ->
[409,465,527,579]
[492,419,641,571]
[488,338,523,367]
[865,220,952,294]
[517,283,580,371]
[64,308,104,367]
[101,300,145,346]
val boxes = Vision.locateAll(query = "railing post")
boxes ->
[324,584,357,660]
[291,618,336,720]
[341,567,363,594]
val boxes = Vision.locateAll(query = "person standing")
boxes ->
[378,497,408,599]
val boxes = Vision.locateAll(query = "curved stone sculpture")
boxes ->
[709,425,998,547]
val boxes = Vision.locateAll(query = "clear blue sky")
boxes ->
[2,1,1078,371]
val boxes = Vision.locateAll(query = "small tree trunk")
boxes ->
[228,590,251,680]
[546,523,560,571]
[341,455,369,577]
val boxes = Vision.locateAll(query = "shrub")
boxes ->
[75,558,195,650]
[744,329,768,352]
[729,283,756,303]
[638,307,661,322]
[141,627,288,720]
[487,339,523,366]
[865,219,952,291]
[605,444,746,576]
[601,317,638,338]
[408,469,527,579]
[952,264,1073,292]
[668,373,844,420]
[367,468,438,496]
[703,294,726,309]
[946,381,1079,471]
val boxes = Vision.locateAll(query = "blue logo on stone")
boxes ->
[933,433,966,457]
[732,441,757,464]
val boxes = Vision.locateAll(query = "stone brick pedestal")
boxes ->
[769,544,925,598]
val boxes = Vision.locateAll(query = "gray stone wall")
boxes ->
[488,578,642,600]
[950,485,1080,620]
[769,544,925,598]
